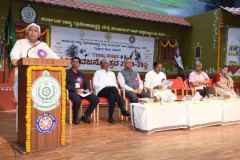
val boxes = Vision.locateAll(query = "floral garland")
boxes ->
[160,40,178,48]
[26,67,32,153]
[25,66,66,153]
[60,69,66,145]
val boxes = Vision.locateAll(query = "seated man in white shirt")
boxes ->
[93,59,130,123]
[189,61,210,98]
[144,62,176,102]
[117,58,145,103]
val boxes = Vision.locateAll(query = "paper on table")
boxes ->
[162,80,173,90]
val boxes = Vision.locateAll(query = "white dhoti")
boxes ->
[153,89,177,102]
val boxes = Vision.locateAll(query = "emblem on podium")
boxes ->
[32,70,61,111]
[36,113,57,134]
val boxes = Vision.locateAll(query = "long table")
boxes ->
[130,98,240,132]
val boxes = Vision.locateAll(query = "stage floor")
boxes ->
[1,111,240,160]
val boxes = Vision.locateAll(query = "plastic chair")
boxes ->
[184,80,195,96]
[207,79,213,87]
[170,79,185,101]
[80,99,97,122]
[90,81,124,122]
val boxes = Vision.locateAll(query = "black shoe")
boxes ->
[80,116,91,123]
[108,118,116,124]
[122,111,130,117]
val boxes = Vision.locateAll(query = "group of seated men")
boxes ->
[66,57,237,125]
[67,57,173,124]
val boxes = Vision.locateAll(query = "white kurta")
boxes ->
[144,70,176,102]
[10,38,59,132]
[10,38,59,100]
[189,71,209,90]
[144,70,166,89]
[93,69,118,95]
[10,39,59,60]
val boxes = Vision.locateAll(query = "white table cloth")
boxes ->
[130,98,240,132]
[186,100,222,128]
[222,98,240,123]
[130,102,188,132]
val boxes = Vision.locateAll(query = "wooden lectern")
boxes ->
[17,58,69,153]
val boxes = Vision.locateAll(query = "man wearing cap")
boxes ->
[10,23,59,64]
[93,59,130,123]
[189,61,210,98]
[10,23,59,101]
[10,23,59,132]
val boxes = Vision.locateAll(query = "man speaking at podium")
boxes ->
[10,23,59,64]
[10,23,59,132]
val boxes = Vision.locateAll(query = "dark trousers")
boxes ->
[196,87,209,98]
[69,92,99,122]
[125,91,138,103]
[98,86,126,119]
[125,90,150,103]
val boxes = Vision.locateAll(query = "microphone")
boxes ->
[26,41,42,58]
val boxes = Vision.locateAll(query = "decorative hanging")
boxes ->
[160,40,178,48]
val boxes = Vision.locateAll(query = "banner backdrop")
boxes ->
[226,28,240,76]
[51,26,154,72]
[227,28,240,66]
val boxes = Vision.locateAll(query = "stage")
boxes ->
[1,111,240,160]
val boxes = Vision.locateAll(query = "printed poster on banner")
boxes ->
[226,28,240,78]
[51,26,155,72]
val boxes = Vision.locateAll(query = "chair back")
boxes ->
[169,79,185,97]
[207,79,213,87]
[170,79,185,90]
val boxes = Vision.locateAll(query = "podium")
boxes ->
[17,58,70,153]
